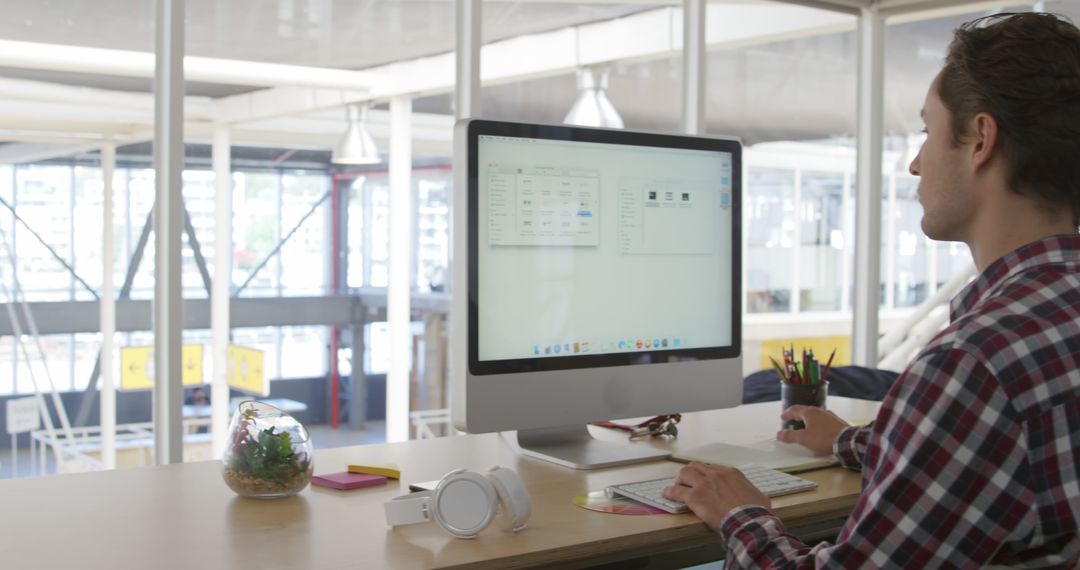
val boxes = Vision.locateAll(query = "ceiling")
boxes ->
[448,2,1057,144]
[0,0,657,69]
[0,0,1073,162]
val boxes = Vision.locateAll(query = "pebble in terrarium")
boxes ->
[222,401,313,498]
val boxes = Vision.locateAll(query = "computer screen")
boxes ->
[452,120,742,469]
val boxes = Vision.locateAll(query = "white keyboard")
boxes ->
[606,463,817,514]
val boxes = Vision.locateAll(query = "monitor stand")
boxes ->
[516,424,670,470]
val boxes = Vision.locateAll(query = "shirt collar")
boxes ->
[951,233,1080,320]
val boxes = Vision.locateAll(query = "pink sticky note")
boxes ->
[312,471,388,490]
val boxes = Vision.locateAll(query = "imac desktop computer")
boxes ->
[452,119,742,469]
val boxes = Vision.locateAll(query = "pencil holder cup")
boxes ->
[781,382,827,430]
[222,400,313,499]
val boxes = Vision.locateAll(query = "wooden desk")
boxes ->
[0,397,879,570]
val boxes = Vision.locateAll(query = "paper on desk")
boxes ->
[672,439,837,473]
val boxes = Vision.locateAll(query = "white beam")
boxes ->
[0,116,151,138]
[100,143,117,470]
[387,96,413,443]
[852,4,884,366]
[456,0,482,119]
[153,0,185,465]
[0,142,102,164]
[1,4,851,143]
[577,8,679,68]
[205,109,453,153]
[0,76,207,113]
[880,0,1006,19]
[0,99,207,126]
[0,131,138,145]
[682,0,706,135]
[211,124,232,458]
[764,0,868,15]
[212,86,369,125]
[0,97,453,151]
[482,0,672,4]
[370,3,851,98]
[0,39,384,91]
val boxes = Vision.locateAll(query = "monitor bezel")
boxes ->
[466,119,742,376]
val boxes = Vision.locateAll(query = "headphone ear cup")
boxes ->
[429,470,498,539]
[486,466,532,532]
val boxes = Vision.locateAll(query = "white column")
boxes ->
[927,235,938,297]
[154,0,185,464]
[852,6,884,366]
[100,143,117,470]
[791,168,802,314]
[841,170,852,312]
[455,0,481,119]
[681,0,706,135]
[450,0,480,429]
[885,172,896,310]
[211,124,232,457]
[387,97,413,442]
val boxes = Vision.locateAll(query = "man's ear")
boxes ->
[969,112,999,169]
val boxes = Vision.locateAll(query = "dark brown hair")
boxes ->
[939,12,1080,224]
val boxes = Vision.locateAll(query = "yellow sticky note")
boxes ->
[347,463,400,479]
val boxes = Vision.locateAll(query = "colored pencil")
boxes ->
[821,348,836,383]
[769,356,787,382]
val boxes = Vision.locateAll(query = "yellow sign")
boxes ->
[759,336,850,372]
[228,344,267,396]
[119,344,204,391]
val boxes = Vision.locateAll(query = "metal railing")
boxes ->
[29,417,213,476]
[877,265,976,371]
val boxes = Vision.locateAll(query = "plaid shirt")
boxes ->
[720,234,1080,568]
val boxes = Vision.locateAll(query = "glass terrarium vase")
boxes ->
[222,400,313,499]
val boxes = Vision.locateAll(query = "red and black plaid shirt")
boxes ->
[720,234,1080,568]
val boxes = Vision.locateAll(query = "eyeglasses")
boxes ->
[592,414,681,440]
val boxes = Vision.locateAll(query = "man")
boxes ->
[663,12,1080,567]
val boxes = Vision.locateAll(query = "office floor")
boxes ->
[0,420,388,480]
[0,447,34,479]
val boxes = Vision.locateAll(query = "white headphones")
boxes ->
[384,466,532,539]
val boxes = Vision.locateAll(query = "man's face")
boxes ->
[909,74,975,242]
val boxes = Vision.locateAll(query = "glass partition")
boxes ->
[0,0,1034,481]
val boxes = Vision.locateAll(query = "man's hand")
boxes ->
[776,405,849,456]
[661,462,770,530]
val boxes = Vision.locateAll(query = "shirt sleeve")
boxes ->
[719,348,1030,569]
[833,423,872,471]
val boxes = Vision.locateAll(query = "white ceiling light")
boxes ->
[563,67,624,129]
[332,104,381,165]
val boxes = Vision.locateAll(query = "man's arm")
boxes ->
[832,423,873,470]
[775,405,870,470]
[773,405,872,472]
[667,349,1031,568]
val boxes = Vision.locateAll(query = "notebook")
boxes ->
[311,471,388,490]
[671,439,838,473]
